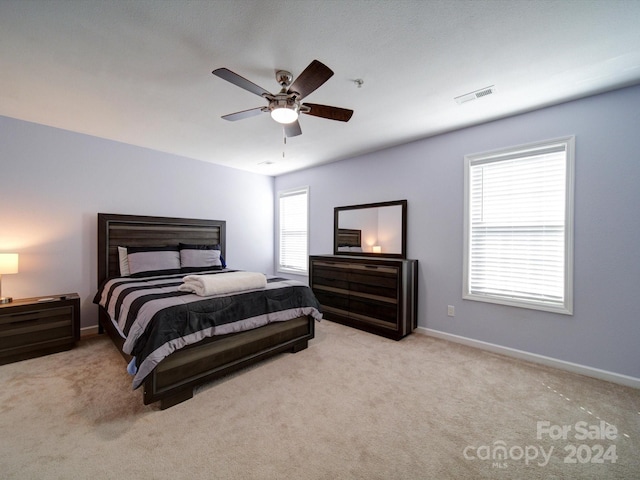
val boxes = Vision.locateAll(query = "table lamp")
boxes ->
[0,253,19,304]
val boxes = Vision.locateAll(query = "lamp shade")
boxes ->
[0,253,19,274]
[372,245,382,254]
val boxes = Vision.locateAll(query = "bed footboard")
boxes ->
[99,308,314,409]
[146,315,314,409]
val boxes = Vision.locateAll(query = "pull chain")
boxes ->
[282,130,287,158]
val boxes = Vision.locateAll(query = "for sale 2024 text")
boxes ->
[537,421,618,464]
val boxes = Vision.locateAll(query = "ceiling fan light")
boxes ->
[271,107,299,124]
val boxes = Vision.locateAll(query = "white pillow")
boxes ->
[118,246,130,276]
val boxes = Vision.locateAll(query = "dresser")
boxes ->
[0,293,80,365]
[309,255,418,340]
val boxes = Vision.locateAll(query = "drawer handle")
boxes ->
[364,265,379,269]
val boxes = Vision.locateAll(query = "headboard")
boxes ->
[97,213,226,285]
[337,228,362,247]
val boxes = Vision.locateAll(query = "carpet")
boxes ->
[0,320,638,479]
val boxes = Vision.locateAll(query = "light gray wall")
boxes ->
[0,116,275,328]
[275,84,640,379]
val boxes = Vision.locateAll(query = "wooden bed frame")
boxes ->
[97,213,315,409]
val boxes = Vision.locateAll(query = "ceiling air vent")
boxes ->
[454,85,496,105]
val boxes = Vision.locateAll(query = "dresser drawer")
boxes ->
[349,267,398,299]
[311,260,399,299]
[348,296,398,325]
[314,289,349,311]
[310,263,349,290]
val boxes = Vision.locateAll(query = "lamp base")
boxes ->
[0,297,13,304]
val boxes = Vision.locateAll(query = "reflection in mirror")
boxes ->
[334,200,407,258]
[336,228,362,252]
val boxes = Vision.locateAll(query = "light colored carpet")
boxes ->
[0,320,638,479]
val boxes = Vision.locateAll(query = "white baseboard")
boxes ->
[416,327,640,389]
[80,325,100,337]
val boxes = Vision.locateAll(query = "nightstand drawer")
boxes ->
[0,306,74,348]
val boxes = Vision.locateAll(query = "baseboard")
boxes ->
[416,327,640,389]
[80,325,100,337]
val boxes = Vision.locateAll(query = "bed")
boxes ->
[95,213,320,409]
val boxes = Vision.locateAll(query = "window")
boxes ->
[277,187,309,274]
[463,137,574,314]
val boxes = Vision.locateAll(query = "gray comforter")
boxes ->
[94,270,322,388]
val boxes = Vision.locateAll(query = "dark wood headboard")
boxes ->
[97,213,226,285]
[337,228,361,247]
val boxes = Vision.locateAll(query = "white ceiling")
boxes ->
[2,0,640,176]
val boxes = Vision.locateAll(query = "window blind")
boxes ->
[465,138,574,313]
[278,187,308,273]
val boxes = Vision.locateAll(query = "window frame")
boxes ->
[277,186,310,275]
[463,136,575,315]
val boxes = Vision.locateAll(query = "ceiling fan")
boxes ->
[212,59,353,138]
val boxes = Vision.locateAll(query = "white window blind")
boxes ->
[464,137,574,314]
[278,187,309,274]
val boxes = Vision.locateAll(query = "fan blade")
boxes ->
[284,120,302,137]
[302,103,353,122]
[287,60,333,100]
[221,107,265,121]
[212,68,272,97]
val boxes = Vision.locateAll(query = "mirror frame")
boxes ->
[334,199,407,258]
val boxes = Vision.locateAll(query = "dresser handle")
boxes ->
[364,265,378,269]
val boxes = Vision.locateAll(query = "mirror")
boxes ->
[334,200,407,258]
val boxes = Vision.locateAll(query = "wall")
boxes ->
[275,84,640,380]
[0,116,274,329]
[339,208,378,252]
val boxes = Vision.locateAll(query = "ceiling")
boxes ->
[2,1,640,176]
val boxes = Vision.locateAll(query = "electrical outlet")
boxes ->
[447,305,455,317]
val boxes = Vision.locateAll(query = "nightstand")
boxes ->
[0,293,80,365]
